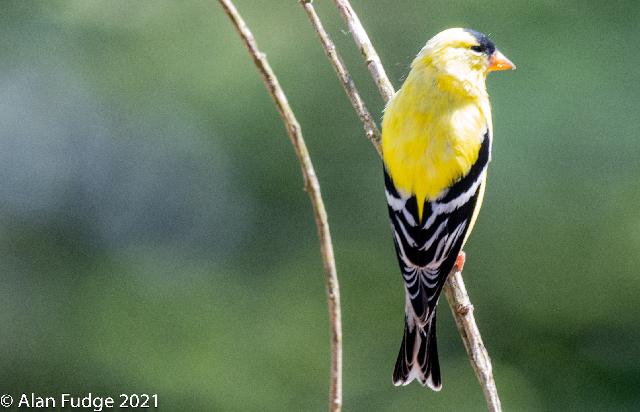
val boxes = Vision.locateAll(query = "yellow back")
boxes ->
[381,65,490,221]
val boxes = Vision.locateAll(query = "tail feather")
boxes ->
[392,310,441,391]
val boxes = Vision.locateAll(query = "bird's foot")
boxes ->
[454,251,466,272]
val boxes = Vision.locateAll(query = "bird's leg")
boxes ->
[454,251,466,272]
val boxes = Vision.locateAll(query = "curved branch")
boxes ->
[218,1,342,411]
[305,1,502,410]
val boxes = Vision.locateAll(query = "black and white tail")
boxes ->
[392,309,441,391]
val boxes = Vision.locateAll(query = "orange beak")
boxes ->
[488,50,516,72]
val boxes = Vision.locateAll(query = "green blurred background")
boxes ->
[1,1,639,411]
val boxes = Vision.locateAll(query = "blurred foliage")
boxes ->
[1,1,639,411]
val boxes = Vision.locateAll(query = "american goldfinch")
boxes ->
[382,28,515,390]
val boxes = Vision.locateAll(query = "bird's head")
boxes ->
[413,28,515,95]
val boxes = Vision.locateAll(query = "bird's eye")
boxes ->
[470,45,484,53]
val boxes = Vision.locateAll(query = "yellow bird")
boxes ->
[382,28,515,390]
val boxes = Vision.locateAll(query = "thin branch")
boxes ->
[443,268,501,411]
[300,0,381,156]
[307,1,502,410]
[218,2,342,411]
[331,0,395,102]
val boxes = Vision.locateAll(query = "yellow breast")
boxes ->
[382,68,488,221]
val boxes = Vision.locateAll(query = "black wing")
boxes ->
[385,132,491,325]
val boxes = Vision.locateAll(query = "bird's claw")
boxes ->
[454,251,466,272]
